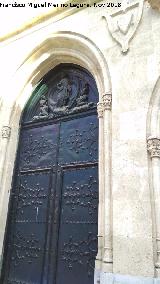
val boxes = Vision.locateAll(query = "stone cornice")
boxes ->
[147,136,160,158]
[147,0,160,11]
[0,0,102,44]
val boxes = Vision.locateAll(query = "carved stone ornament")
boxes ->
[33,76,96,122]
[147,0,160,11]
[103,93,112,110]
[97,93,112,118]
[97,102,104,118]
[103,0,144,53]
[2,126,11,139]
[147,137,160,158]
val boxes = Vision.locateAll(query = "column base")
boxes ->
[94,271,160,284]
[102,261,113,273]
[155,265,160,278]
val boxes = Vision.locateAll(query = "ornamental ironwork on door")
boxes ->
[1,64,99,284]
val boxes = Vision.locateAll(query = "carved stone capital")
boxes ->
[147,0,160,11]
[147,137,160,158]
[2,126,11,139]
[103,93,112,111]
[97,93,112,118]
[97,102,104,118]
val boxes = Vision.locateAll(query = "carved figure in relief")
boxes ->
[76,83,89,106]
[56,77,71,108]
[32,94,49,120]
[49,77,72,114]
[39,95,49,116]
[33,75,96,121]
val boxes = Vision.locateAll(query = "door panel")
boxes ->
[14,172,51,223]
[8,223,47,283]
[19,124,59,170]
[56,167,98,284]
[1,64,99,284]
[58,115,98,165]
[5,170,55,284]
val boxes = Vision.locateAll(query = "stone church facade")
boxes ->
[0,0,160,283]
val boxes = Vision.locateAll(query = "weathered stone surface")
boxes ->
[147,0,160,11]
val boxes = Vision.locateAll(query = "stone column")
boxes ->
[102,93,113,272]
[147,136,160,277]
[96,102,105,271]
[0,126,11,272]
[0,126,11,185]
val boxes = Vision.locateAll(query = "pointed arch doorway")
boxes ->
[1,64,99,284]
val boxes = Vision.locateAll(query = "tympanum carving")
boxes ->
[38,94,49,118]
[33,76,95,121]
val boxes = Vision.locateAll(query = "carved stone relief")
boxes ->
[103,93,112,110]
[97,93,112,118]
[2,126,11,139]
[33,76,95,121]
[97,102,104,118]
[103,0,144,52]
[147,137,160,158]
